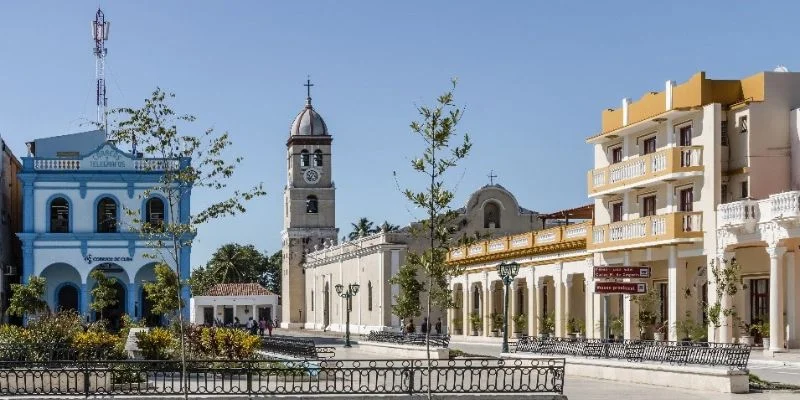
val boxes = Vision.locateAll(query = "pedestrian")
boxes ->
[406,319,415,334]
[435,318,442,335]
[421,317,428,334]
[258,318,266,336]
[266,318,274,336]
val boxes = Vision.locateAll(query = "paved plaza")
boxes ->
[276,328,800,398]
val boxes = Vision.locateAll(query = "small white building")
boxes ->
[190,283,279,326]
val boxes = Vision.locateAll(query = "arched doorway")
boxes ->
[141,288,160,327]
[57,285,79,312]
[94,281,126,330]
[323,282,330,328]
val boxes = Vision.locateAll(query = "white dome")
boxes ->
[290,102,329,136]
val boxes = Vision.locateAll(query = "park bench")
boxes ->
[365,331,451,348]
[260,336,335,360]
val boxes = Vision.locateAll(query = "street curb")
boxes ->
[748,358,800,368]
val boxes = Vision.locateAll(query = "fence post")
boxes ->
[83,362,90,398]
[246,361,253,394]
[407,362,415,396]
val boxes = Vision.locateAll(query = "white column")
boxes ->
[667,245,684,341]
[527,270,537,337]
[718,251,736,343]
[554,276,564,336]
[462,280,470,336]
[786,252,798,348]
[768,246,787,352]
[483,280,492,336]
[563,275,573,335]
[509,279,518,333]
[535,279,544,336]
[622,252,638,339]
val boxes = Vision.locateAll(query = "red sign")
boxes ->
[593,266,651,279]
[594,282,648,295]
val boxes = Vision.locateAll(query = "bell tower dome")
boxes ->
[280,78,337,329]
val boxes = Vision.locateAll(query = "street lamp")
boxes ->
[335,282,360,348]
[497,261,520,354]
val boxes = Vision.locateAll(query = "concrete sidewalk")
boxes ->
[749,350,800,367]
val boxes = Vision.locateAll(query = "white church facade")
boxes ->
[17,130,191,327]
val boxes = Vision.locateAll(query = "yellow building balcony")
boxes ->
[588,212,703,252]
[588,146,703,196]
[447,222,590,265]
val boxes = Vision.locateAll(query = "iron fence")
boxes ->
[260,336,335,359]
[0,344,116,362]
[0,358,564,396]
[365,331,451,348]
[514,337,750,370]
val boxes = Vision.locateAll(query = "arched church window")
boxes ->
[306,195,318,214]
[313,150,323,167]
[97,197,118,233]
[483,202,501,229]
[49,197,70,233]
[300,150,310,167]
[367,281,373,311]
[145,197,165,227]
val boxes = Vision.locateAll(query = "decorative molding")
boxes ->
[449,239,586,267]
[766,246,787,260]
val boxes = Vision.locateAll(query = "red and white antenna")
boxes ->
[92,8,110,134]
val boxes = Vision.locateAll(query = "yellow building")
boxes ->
[587,70,800,351]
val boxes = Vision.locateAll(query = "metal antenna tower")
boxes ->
[92,8,110,134]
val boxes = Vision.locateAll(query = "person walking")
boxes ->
[421,317,428,334]
[266,318,274,336]
[258,318,266,336]
[435,318,442,335]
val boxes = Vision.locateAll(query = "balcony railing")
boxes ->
[448,221,590,263]
[589,212,703,251]
[588,146,703,195]
[718,191,800,229]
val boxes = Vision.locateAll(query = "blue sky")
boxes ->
[1,1,797,266]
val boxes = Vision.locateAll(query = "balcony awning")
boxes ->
[539,204,594,225]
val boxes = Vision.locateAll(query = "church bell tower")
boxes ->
[281,79,337,328]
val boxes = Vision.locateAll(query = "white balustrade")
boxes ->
[651,216,667,236]
[537,232,556,244]
[717,199,759,227]
[592,228,605,244]
[468,245,483,256]
[565,225,587,239]
[769,191,800,219]
[609,159,646,184]
[450,249,464,258]
[511,237,529,248]
[34,159,80,170]
[651,152,667,173]
[592,171,606,186]
[488,241,505,252]
[681,213,702,232]
[680,147,702,167]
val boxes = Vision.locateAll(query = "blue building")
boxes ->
[17,130,191,326]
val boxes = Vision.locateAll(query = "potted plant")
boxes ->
[575,318,586,339]
[753,321,770,348]
[452,318,463,336]
[738,321,753,346]
[469,312,482,336]
[609,316,624,341]
[490,312,503,337]
[512,314,527,338]
[653,320,667,341]
[675,312,695,343]
[538,313,555,338]
[689,322,708,343]
[566,317,583,340]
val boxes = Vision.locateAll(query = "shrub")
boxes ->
[184,326,260,360]
[136,328,174,360]
[25,310,83,347]
[73,330,124,359]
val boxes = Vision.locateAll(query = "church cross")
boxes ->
[304,76,314,99]
[488,170,498,185]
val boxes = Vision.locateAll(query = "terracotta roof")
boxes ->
[204,283,275,297]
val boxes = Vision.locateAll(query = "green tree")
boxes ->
[143,263,184,317]
[111,88,265,396]
[349,217,376,240]
[389,263,424,321]
[89,270,118,321]
[7,276,49,318]
[188,265,215,296]
[395,79,471,397]
[207,243,266,283]
[258,250,282,294]
[379,221,401,232]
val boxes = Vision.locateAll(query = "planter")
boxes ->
[739,335,753,346]
[471,330,479,336]
[653,332,665,341]
[513,332,524,338]
[762,337,770,349]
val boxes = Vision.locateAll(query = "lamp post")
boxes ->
[335,282,360,348]
[498,261,520,354]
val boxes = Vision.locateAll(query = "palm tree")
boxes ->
[349,217,375,240]
[379,221,401,232]
[207,243,261,283]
